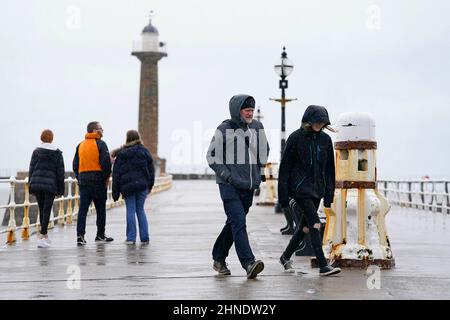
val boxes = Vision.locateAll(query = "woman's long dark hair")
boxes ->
[126,130,141,144]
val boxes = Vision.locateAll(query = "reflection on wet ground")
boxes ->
[1,181,449,299]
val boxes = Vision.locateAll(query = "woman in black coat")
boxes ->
[278,105,341,276]
[112,130,155,244]
[29,129,65,248]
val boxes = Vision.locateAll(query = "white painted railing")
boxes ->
[377,179,450,213]
[0,175,172,244]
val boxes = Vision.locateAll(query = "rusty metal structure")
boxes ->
[319,112,395,269]
[255,162,278,206]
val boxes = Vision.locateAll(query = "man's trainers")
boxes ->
[246,260,264,279]
[279,255,295,273]
[319,265,341,276]
[77,236,87,246]
[124,240,136,245]
[95,235,114,242]
[213,261,231,276]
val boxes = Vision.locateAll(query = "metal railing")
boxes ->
[377,179,450,213]
[0,175,173,244]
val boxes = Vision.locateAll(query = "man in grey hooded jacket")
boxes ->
[206,94,269,279]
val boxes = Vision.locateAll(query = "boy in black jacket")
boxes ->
[278,105,341,276]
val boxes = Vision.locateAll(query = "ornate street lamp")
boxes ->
[270,47,297,219]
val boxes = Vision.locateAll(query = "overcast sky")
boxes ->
[1,0,449,178]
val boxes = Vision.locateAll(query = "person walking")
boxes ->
[29,129,65,248]
[111,130,154,245]
[278,105,341,276]
[206,94,270,279]
[73,121,113,245]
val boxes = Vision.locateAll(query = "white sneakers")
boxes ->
[37,235,51,248]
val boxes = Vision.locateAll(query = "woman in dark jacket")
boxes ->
[278,105,341,276]
[112,130,155,244]
[29,129,65,248]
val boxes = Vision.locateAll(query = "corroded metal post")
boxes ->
[66,178,73,224]
[21,178,30,240]
[107,179,113,209]
[58,197,65,226]
[319,113,395,269]
[6,177,17,244]
[73,183,79,221]
[255,163,277,206]
[47,205,55,230]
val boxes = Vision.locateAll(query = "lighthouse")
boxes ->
[132,16,167,175]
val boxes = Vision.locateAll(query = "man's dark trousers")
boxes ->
[212,183,255,270]
[77,184,107,237]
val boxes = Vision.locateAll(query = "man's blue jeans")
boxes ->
[124,190,149,242]
[212,184,255,270]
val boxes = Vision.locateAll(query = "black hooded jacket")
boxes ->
[278,105,335,207]
[112,141,155,201]
[206,94,270,190]
[29,146,65,196]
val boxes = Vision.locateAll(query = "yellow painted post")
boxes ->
[21,179,31,240]
[6,177,17,245]
[58,197,65,226]
[89,202,95,215]
[374,189,391,247]
[73,183,79,221]
[323,206,337,245]
[326,112,394,268]
[35,205,41,234]
[66,178,73,224]
[107,178,112,209]
[47,203,55,230]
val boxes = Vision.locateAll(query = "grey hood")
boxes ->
[229,94,255,126]
[206,94,269,190]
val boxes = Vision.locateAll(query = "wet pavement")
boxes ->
[0,180,449,300]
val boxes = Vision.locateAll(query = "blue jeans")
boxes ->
[124,190,149,242]
[212,184,255,270]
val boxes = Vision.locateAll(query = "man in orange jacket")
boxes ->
[73,121,113,245]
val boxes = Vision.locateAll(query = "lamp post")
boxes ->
[255,106,264,122]
[270,47,297,216]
